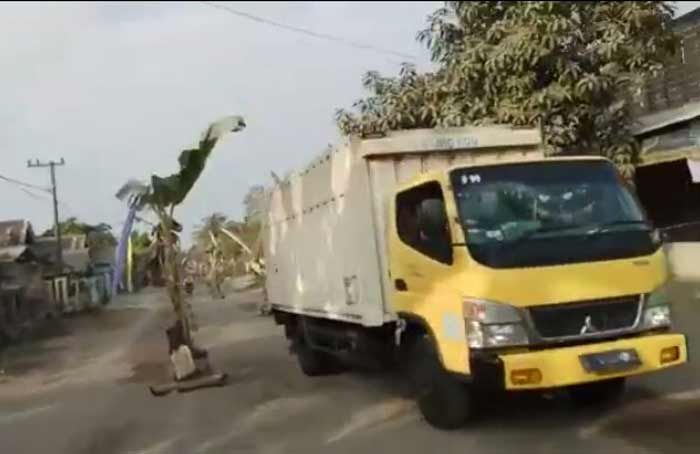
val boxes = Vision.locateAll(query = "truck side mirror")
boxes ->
[652,228,669,245]
[418,199,448,239]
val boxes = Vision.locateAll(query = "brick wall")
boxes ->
[633,8,700,116]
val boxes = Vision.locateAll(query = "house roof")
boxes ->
[0,220,34,247]
[0,245,31,263]
[674,6,700,31]
[28,238,60,264]
[632,100,700,136]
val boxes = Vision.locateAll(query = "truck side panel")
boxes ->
[264,145,386,326]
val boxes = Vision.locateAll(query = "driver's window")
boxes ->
[396,182,452,264]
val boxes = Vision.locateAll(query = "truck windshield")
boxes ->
[450,160,659,268]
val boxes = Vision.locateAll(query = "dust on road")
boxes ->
[0,283,699,454]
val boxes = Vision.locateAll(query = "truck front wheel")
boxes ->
[408,336,474,430]
[568,377,626,407]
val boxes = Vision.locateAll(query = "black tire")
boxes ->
[407,336,474,430]
[293,337,339,377]
[568,377,626,407]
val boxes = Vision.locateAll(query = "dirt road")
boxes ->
[1,283,699,454]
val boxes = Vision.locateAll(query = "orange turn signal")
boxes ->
[510,368,542,385]
[660,346,680,364]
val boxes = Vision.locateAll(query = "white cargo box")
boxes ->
[263,126,544,327]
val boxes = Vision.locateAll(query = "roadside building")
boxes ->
[0,220,54,343]
[634,7,700,116]
[630,6,700,251]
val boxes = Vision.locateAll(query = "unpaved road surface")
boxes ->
[1,283,700,454]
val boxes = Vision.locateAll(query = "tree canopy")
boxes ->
[42,217,116,247]
[192,213,261,264]
[243,185,267,224]
[193,213,228,248]
[335,1,677,176]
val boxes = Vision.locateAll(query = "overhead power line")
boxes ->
[199,1,416,61]
[0,173,50,193]
[9,185,72,211]
[3,173,75,219]
[19,187,49,202]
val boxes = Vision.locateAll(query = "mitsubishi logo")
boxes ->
[580,315,598,335]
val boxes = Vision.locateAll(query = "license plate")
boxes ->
[579,349,641,374]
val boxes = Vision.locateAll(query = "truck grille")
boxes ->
[528,295,641,340]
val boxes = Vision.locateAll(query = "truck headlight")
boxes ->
[464,298,529,348]
[642,285,672,329]
[642,285,671,329]
[643,305,671,328]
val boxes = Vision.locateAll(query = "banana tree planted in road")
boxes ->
[115,115,246,391]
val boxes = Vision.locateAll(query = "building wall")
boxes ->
[0,262,53,321]
[634,8,700,115]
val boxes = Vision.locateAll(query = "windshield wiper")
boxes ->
[585,220,650,236]
[479,220,650,248]
[509,223,594,243]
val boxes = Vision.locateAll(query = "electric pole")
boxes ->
[27,158,66,272]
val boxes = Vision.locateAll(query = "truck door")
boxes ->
[390,180,454,316]
[389,180,469,374]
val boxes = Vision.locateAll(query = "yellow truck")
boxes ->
[262,125,687,429]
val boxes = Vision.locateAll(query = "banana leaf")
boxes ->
[150,116,246,207]
[115,115,246,210]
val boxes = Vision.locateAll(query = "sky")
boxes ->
[1,1,699,241]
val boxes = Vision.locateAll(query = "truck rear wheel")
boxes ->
[408,336,474,430]
[292,336,339,377]
[568,377,626,407]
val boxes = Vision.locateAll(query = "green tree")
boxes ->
[336,1,678,177]
[130,229,152,255]
[192,213,232,298]
[42,217,117,248]
[191,213,263,289]
[193,213,228,248]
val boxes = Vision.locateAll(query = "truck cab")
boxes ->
[388,157,686,427]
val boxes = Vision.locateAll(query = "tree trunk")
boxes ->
[158,209,191,347]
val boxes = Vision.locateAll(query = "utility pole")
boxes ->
[27,158,66,272]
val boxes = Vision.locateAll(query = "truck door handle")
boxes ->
[394,279,408,292]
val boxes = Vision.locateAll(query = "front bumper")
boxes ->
[497,333,687,390]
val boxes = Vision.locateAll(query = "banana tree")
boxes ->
[116,115,246,350]
[206,230,226,298]
[219,225,265,279]
[201,222,264,293]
